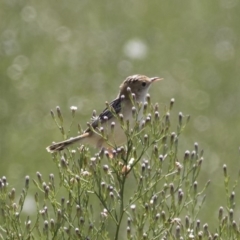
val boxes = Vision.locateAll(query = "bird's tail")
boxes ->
[46,132,90,153]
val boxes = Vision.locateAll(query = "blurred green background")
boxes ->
[1,0,240,229]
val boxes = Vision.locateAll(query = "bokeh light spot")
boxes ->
[202,152,220,173]
[0,98,9,119]
[123,39,148,59]
[191,90,210,110]
[55,26,72,42]
[193,115,210,132]
[215,41,235,61]
[7,64,23,81]
[21,6,37,22]
[220,0,238,9]
[22,195,36,215]
[118,60,133,76]
[13,55,30,70]
[1,30,20,56]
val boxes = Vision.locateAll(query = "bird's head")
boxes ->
[118,74,163,101]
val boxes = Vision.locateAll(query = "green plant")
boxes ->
[0,97,239,240]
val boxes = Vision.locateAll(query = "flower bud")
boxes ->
[103,116,108,121]
[9,188,15,201]
[161,211,166,222]
[175,225,180,239]
[92,109,97,118]
[185,215,190,229]
[111,122,115,133]
[57,209,62,223]
[223,164,227,177]
[131,93,136,103]
[61,156,68,169]
[61,197,65,208]
[35,192,38,203]
[230,191,235,208]
[184,151,190,161]
[43,220,48,234]
[146,93,151,104]
[36,172,42,183]
[196,219,200,232]
[104,150,110,159]
[70,106,77,117]
[80,216,84,225]
[178,112,183,126]
[50,219,55,231]
[170,132,176,145]
[144,134,148,145]
[50,110,55,119]
[218,206,223,221]
[143,102,148,114]
[44,186,50,199]
[49,174,54,185]
[213,233,219,240]
[103,164,109,173]
[178,189,183,205]
[127,87,132,94]
[64,227,70,235]
[130,204,136,212]
[75,228,80,236]
[109,191,114,200]
[127,226,131,238]
[193,181,198,195]
[169,183,174,195]
[154,111,159,121]
[203,223,208,236]
[229,208,233,222]
[165,112,170,126]
[25,176,30,189]
[121,94,125,101]
[56,106,63,123]
[232,221,237,233]
[143,232,147,239]
[119,113,124,125]
[132,106,136,118]
[170,98,175,110]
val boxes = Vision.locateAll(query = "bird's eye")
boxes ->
[142,82,146,87]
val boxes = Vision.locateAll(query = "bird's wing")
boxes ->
[85,97,122,132]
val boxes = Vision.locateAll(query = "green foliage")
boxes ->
[1,1,240,230]
[1,98,240,240]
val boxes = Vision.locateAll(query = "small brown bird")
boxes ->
[46,74,162,153]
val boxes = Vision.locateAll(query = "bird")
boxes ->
[46,74,163,153]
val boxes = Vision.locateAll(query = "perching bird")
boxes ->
[46,74,163,153]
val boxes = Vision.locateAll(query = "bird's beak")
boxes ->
[150,77,164,83]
